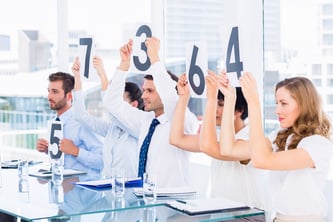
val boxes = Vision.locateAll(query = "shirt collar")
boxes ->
[57,107,73,124]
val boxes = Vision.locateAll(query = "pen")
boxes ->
[176,199,187,204]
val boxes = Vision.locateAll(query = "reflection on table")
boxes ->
[0,166,265,221]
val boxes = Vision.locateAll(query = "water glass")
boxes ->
[18,178,30,203]
[111,168,125,198]
[52,162,63,186]
[51,184,64,204]
[18,159,29,179]
[143,173,157,204]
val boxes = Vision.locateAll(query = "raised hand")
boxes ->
[177,73,190,98]
[216,71,236,100]
[239,72,259,104]
[71,57,80,78]
[145,36,160,64]
[92,56,106,77]
[206,70,219,100]
[119,39,133,71]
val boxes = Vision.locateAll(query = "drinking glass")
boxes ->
[143,173,157,204]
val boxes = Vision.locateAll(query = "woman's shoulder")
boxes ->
[299,134,333,148]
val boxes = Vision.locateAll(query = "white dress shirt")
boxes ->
[267,131,333,218]
[210,125,270,211]
[73,90,138,178]
[103,62,199,188]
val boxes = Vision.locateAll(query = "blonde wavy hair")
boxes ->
[273,76,332,151]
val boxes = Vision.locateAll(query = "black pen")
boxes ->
[176,199,187,204]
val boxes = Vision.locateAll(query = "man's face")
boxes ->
[47,80,68,111]
[141,79,163,115]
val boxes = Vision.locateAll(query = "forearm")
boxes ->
[103,68,143,134]
[74,75,82,91]
[248,100,269,167]
[199,98,218,153]
[219,97,237,156]
[169,95,200,151]
[150,62,178,115]
[99,71,109,91]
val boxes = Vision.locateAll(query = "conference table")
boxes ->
[0,165,265,221]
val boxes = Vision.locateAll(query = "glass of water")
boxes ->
[143,173,157,204]
[111,168,125,198]
[18,158,29,180]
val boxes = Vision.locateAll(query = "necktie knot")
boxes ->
[55,117,60,121]
[151,118,160,127]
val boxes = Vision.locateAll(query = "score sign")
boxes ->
[185,26,243,98]
[48,120,63,160]
[78,35,98,81]
[130,24,153,74]
[185,41,208,98]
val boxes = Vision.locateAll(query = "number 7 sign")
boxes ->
[78,35,98,81]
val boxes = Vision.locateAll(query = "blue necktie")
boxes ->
[138,118,160,178]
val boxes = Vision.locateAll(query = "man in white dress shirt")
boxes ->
[103,37,199,188]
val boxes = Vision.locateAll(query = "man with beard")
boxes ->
[36,72,103,176]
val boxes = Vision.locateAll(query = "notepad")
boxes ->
[166,197,250,215]
[1,160,43,169]
[133,186,197,199]
[29,169,87,179]
[75,177,143,190]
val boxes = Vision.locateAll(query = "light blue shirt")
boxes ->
[73,90,138,178]
[58,107,103,176]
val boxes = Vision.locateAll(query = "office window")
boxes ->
[328,64,333,74]
[328,78,333,87]
[327,94,333,104]
[322,3,333,15]
[323,19,333,30]
[312,64,322,75]
[312,78,322,87]
[1,0,333,150]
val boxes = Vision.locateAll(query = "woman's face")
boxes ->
[215,99,224,126]
[275,86,301,128]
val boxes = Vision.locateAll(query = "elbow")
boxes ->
[169,135,179,147]
[219,145,232,157]
[199,136,212,152]
[250,157,266,169]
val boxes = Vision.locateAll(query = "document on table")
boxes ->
[75,177,143,190]
[29,169,86,179]
[133,186,197,199]
[1,160,43,169]
[166,197,250,215]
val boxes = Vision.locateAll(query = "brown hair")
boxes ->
[48,72,74,95]
[274,76,331,151]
